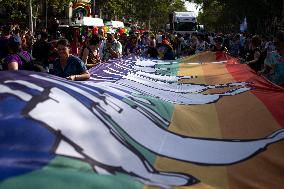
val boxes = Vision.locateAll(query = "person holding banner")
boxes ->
[53,39,90,81]
[3,35,42,71]
[211,36,228,53]
[258,31,284,86]
[244,35,263,72]
[102,33,122,61]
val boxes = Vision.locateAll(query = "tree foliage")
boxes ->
[188,0,283,33]
[0,0,186,30]
[0,0,72,21]
[97,0,186,29]
[1,0,283,32]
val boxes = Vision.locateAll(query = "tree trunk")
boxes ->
[282,0,284,29]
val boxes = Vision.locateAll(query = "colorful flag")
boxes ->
[0,52,283,189]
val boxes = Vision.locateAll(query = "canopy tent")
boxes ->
[72,17,104,27]
[105,20,125,28]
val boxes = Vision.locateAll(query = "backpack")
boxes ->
[17,52,45,72]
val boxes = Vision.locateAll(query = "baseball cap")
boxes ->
[8,35,22,45]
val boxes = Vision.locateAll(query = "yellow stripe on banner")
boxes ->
[145,183,217,189]
[182,52,217,64]
[146,62,230,189]
[145,53,284,189]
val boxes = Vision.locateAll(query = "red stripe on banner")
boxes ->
[226,62,284,128]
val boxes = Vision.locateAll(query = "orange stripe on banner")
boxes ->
[149,63,230,189]
[146,54,284,189]
[226,63,284,127]
[201,62,284,189]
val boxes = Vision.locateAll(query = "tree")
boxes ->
[187,0,282,33]
[0,0,187,30]
[96,0,186,30]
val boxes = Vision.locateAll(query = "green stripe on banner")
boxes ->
[0,156,143,189]
[122,95,174,164]
[126,94,174,127]
[155,60,181,76]
[111,60,179,165]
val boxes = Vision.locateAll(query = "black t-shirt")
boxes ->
[0,37,10,59]
[212,45,227,52]
[32,40,52,66]
[246,48,262,72]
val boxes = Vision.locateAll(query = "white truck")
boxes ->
[169,11,198,34]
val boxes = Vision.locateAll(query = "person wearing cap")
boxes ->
[3,35,33,70]
[102,33,122,61]
[52,38,90,81]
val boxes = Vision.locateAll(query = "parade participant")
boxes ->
[156,31,163,47]
[70,28,81,56]
[195,34,209,54]
[32,31,52,70]
[102,33,122,61]
[98,28,106,60]
[79,37,90,60]
[244,35,263,72]
[124,35,139,56]
[0,25,12,60]
[258,31,284,86]
[119,33,128,50]
[211,36,228,53]
[81,36,101,69]
[208,33,215,46]
[158,35,175,60]
[3,35,34,71]
[53,38,90,81]
[189,34,199,55]
[147,34,158,58]
[230,35,241,57]
[263,36,276,53]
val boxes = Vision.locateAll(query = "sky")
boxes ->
[184,2,200,16]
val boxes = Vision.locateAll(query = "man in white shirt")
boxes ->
[102,33,122,61]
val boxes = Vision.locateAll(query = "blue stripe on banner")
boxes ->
[0,96,56,180]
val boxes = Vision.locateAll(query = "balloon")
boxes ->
[103,26,108,33]
[119,28,124,34]
[124,28,128,33]
[93,27,98,35]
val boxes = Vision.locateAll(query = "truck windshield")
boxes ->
[174,22,197,31]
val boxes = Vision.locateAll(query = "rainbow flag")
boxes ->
[0,52,283,189]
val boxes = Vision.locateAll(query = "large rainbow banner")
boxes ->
[0,52,283,189]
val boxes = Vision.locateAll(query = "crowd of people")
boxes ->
[0,24,283,86]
